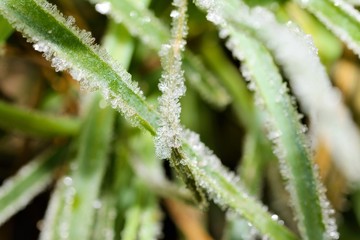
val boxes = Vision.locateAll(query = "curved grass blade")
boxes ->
[228,30,330,240]
[285,2,342,66]
[0,147,67,226]
[89,0,231,108]
[193,1,339,239]
[0,1,297,237]
[181,130,297,240]
[0,100,80,137]
[296,0,360,57]
[0,0,158,134]
[223,0,360,185]
[40,93,115,240]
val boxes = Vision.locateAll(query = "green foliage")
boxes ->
[1,0,360,239]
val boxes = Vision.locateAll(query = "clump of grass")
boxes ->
[0,0,360,239]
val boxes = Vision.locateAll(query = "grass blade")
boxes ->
[296,0,360,57]
[0,14,12,53]
[0,0,158,134]
[0,1,297,237]
[230,30,334,240]
[90,0,231,108]
[0,100,80,137]
[155,0,188,159]
[0,147,67,225]
[193,1,339,239]
[40,93,115,239]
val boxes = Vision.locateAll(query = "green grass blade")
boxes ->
[297,0,360,57]
[223,134,268,240]
[121,206,142,240]
[40,93,115,239]
[244,3,360,184]
[0,1,297,237]
[199,38,254,128]
[91,195,117,240]
[0,100,80,137]
[0,147,67,226]
[90,0,231,108]
[0,14,12,53]
[193,1,338,239]
[228,30,331,240]
[181,130,297,240]
[102,21,135,70]
[0,0,158,134]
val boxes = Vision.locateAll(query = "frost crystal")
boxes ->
[95,2,111,15]
[12,1,148,128]
[155,0,188,159]
[242,5,360,185]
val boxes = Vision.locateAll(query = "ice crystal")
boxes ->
[155,0,188,159]
[95,2,111,15]
[8,0,148,128]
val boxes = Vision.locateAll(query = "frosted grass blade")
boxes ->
[181,130,297,240]
[0,1,297,237]
[0,100,80,137]
[224,1,360,185]
[0,0,158,134]
[155,0,188,159]
[296,0,360,57]
[0,148,66,226]
[89,0,231,108]
[193,1,338,239]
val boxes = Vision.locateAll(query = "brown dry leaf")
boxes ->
[165,198,213,240]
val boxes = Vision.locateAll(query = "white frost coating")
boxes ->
[0,154,53,226]
[8,1,147,127]
[241,7,360,186]
[344,0,360,5]
[300,0,360,57]
[181,129,285,232]
[194,0,339,238]
[155,0,188,159]
[229,5,341,239]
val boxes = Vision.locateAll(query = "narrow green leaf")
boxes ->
[297,0,360,57]
[228,30,330,240]
[90,0,231,108]
[194,1,339,239]
[199,38,254,129]
[0,147,66,225]
[91,195,117,240]
[121,206,142,240]
[181,129,297,240]
[0,1,297,237]
[0,0,158,134]
[40,93,115,239]
[0,14,12,53]
[0,100,80,137]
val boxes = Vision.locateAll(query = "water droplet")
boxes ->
[95,2,111,15]
[130,11,137,18]
[93,200,102,209]
[63,176,73,186]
